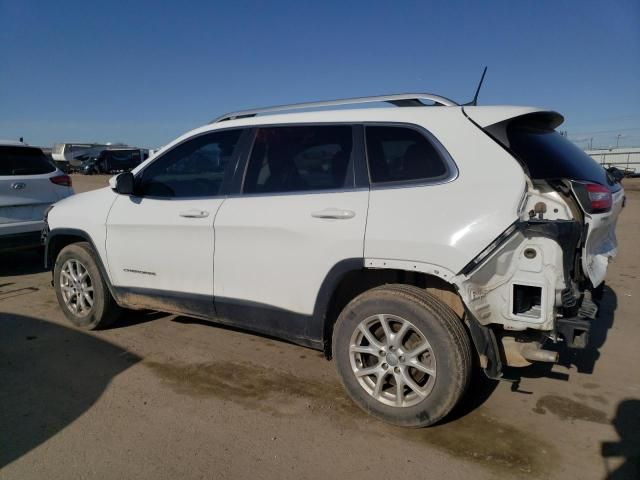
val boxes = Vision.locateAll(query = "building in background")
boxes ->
[586,147,640,176]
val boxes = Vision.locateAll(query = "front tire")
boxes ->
[333,284,472,427]
[53,242,122,329]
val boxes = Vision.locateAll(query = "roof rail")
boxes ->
[210,93,459,123]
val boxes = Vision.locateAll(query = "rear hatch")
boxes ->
[465,107,624,287]
[0,146,63,227]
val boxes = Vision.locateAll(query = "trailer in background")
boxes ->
[51,143,111,172]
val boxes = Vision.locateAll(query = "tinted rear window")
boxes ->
[365,126,449,184]
[0,146,56,175]
[507,126,614,188]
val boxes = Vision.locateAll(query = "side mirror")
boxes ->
[114,172,135,195]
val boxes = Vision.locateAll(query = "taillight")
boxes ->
[50,174,72,187]
[586,183,612,213]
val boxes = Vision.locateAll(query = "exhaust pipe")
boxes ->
[520,344,559,363]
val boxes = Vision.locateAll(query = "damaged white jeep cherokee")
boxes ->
[43,94,624,427]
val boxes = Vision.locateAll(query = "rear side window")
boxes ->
[243,125,353,194]
[0,146,56,175]
[365,126,449,184]
[507,125,614,188]
[138,129,243,197]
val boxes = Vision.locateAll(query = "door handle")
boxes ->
[179,209,210,218]
[311,208,356,220]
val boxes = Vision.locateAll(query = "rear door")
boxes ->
[212,124,368,340]
[0,146,61,235]
[363,124,465,272]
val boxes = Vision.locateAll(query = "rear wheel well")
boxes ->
[323,268,464,358]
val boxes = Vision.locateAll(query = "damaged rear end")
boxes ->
[456,107,625,376]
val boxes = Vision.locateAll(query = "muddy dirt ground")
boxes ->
[1,175,639,479]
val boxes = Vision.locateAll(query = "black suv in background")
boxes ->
[80,148,148,175]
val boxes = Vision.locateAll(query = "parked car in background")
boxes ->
[1,140,73,252]
[43,93,624,427]
[51,143,109,172]
[80,148,149,175]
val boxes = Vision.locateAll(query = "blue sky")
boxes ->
[1,0,638,149]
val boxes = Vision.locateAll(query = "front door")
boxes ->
[105,128,247,315]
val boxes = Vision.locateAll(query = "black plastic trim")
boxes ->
[352,125,369,189]
[459,221,518,276]
[312,258,364,343]
[226,128,256,195]
[113,286,214,319]
[0,230,42,252]
[464,307,503,379]
[214,297,321,349]
[556,316,590,349]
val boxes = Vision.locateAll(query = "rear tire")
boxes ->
[333,284,472,427]
[53,242,122,330]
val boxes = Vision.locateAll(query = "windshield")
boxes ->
[507,125,617,190]
[0,146,56,175]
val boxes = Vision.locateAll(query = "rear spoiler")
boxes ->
[462,107,565,161]
[462,106,564,129]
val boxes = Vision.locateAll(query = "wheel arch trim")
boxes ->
[46,228,118,302]
[365,258,457,282]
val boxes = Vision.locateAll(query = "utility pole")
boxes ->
[616,134,622,148]
[589,137,593,150]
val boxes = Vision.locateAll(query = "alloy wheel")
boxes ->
[60,259,94,317]
[349,314,437,407]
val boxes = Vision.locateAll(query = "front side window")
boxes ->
[365,126,448,184]
[243,125,353,194]
[137,129,243,197]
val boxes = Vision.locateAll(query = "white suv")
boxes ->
[0,140,73,252]
[43,94,624,427]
